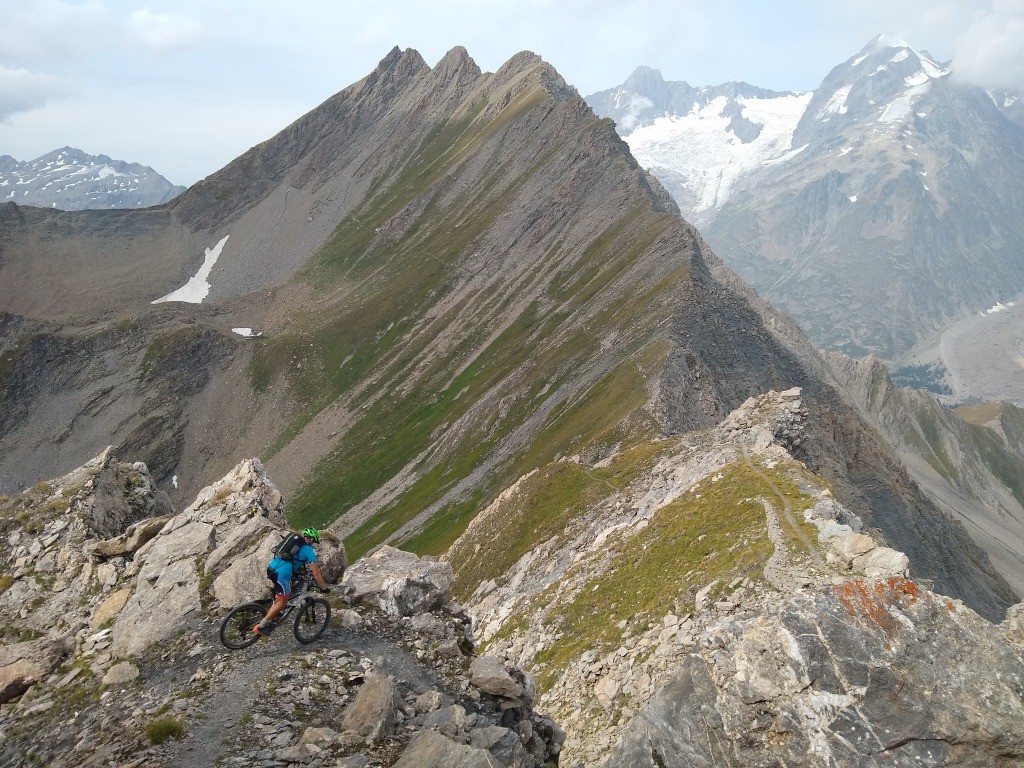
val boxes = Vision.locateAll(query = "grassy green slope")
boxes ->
[449,443,822,692]
[249,67,691,559]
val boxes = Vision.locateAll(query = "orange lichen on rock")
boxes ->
[831,577,922,636]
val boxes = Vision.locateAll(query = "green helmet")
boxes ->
[302,527,320,543]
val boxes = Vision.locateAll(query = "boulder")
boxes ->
[594,675,620,709]
[102,661,139,686]
[344,545,453,617]
[301,726,342,746]
[92,516,170,559]
[211,534,279,607]
[421,704,472,738]
[469,656,523,699]
[90,587,132,629]
[413,690,448,714]
[827,532,875,568]
[0,637,72,703]
[393,731,502,768]
[851,546,909,578]
[468,726,529,766]
[341,672,400,743]
[312,534,348,584]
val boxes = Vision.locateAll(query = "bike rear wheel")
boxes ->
[219,601,267,649]
[293,596,331,643]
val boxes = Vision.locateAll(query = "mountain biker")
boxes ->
[254,527,331,637]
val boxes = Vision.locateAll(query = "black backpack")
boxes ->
[275,532,306,561]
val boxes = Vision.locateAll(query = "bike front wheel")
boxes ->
[219,601,267,649]
[293,596,331,643]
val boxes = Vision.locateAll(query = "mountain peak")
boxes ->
[793,34,951,141]
[493,50,548,82]
[848,34,950,81]
[361,46,429,95]
[0,147,183,210]
[492,50,578,101]
[436,45,473,68]
[873,32,913,50]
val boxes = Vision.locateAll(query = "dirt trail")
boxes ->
[741,445,818,550]
[740,444,823,592]
[164,623,448,767]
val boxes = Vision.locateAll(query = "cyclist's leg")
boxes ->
[256,566,292,634]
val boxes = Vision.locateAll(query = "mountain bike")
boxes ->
[219,567,332,649]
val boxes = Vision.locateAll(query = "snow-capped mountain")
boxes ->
[587,35,1024,373]
[0,147,184,210]
[794,33,951,145]
[587,71,809,226]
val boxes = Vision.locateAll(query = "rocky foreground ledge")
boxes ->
[0,452,563,767]
[3,421,1024,767]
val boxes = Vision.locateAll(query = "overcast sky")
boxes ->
[1,0,1021,187]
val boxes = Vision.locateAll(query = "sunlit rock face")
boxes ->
[607,577,1024,767]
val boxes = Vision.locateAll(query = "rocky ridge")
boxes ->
[2,406,1023,766]
[0,454,563,767]
[448,388,915,765]
[607,580,1024,767]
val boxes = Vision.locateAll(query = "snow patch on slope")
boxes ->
[152,235,230,304]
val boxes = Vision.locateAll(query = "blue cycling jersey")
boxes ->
[269,543,318,574]
[268,543,318,598]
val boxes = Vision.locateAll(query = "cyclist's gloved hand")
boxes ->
[321,587,332,594]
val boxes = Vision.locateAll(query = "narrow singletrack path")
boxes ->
[740,443,825,592]
[164,622,449,768]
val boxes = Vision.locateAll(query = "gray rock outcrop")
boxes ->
[606,577,1024,767]
[0,636,73,703]
[111,456,345,656]
[344,545,454,617]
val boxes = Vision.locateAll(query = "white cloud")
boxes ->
[0,1,111,66]
[128,8,205,53]
[0,66,71,123]
[618,94,654,132]
[950,0,1024,91]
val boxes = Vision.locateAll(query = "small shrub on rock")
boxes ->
[146,716,185,744]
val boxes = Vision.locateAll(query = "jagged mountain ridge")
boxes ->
[587,35,1024,362]
[0,46,1015,625]
[0,147,184,211]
